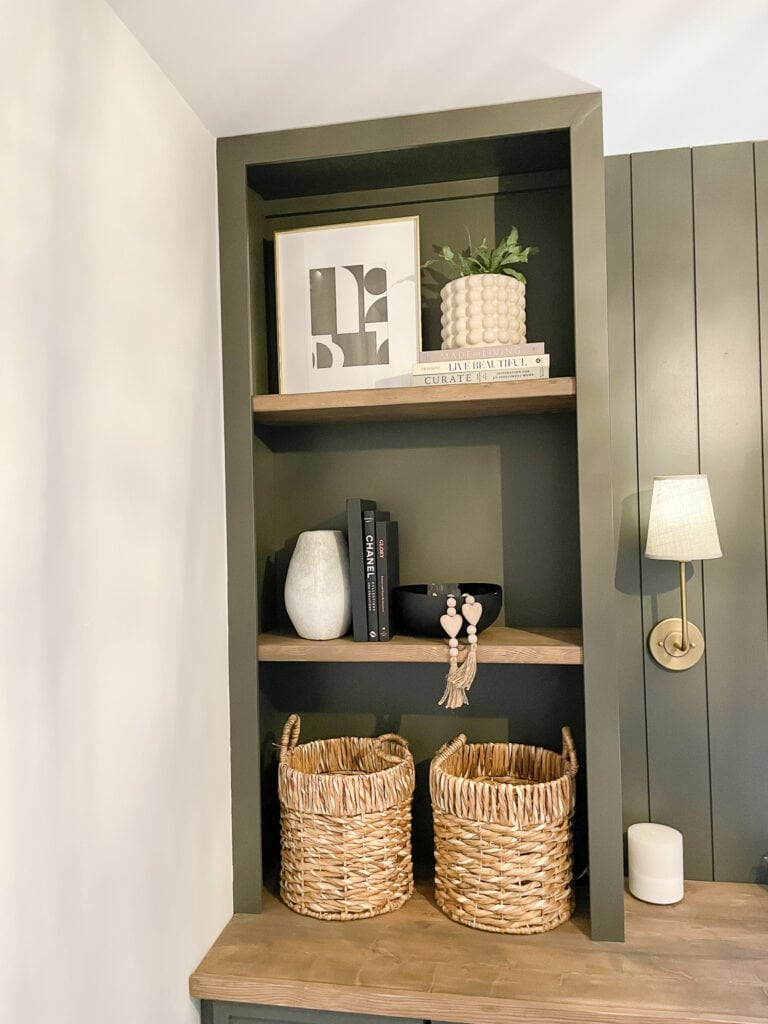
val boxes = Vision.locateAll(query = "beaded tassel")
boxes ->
[438,594,463,707]
[438,593,483,710]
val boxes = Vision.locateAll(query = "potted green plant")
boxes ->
[424,228,538,350]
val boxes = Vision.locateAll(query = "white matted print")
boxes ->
[275,217,421,394]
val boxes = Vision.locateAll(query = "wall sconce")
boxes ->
[644,474,722,671]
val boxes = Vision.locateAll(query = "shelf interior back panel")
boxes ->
[254,412,581,637]
[249,163,574,396]
[257,660,587,881]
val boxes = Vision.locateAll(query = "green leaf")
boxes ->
[489,248,504,273]
[502,267,526,282]
[427,224,537,278]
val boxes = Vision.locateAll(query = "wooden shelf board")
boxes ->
[252,377,576,425]
[258,626,583,665]
[190,879,768,1024]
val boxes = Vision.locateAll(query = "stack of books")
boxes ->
[346,498,400,642]
[411,342,549,386]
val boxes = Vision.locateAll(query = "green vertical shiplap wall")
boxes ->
[606,142,768,883]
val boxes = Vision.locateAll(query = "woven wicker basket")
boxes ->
[278,714,415,920]
[430,727,578,934]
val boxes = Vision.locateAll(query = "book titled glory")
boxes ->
[375,519,400,642]
[362,507,390,641]
[413,354,549,374]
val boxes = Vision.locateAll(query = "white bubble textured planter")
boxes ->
[440,274,527,350]
[284,530,352,640]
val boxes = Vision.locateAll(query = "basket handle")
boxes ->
[374,732,410,766]
[561,726,578,776]
[432,733,467,768]
[279,714,301,765]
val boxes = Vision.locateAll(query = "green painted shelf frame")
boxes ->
[216,92,624,942]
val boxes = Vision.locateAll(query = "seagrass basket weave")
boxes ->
[278,714,415,920]
[430,727,578,934]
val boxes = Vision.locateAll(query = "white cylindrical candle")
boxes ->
[627,823,684,904]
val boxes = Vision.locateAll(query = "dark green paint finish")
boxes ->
[205,1001,418,1024]
[254,414,580,637]
[220,95,594,170]
[217,93,624,941]
[757,141,768,885]
[630,147,714,880]
[604,140,768,884]
[217,142,263,912]
[569,104,624,941]
[246,129,570,200]
[604,155,650,837]
[693,143,768,882]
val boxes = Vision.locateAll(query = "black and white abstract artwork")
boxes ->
[275,218,420,394]
[309,264,389,370]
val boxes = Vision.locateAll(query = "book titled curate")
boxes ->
[362,508,390,640]
[375,519,400,642]
[346,498,376,642]
[412,366,550,385]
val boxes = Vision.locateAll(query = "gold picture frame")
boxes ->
[274,216,422,395]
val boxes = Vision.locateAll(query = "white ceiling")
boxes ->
[106,0,768,154]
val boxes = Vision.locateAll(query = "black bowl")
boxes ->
[393,583,503,638]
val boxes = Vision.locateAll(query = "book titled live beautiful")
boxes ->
[413,354,549,374]
[346,498,376,642]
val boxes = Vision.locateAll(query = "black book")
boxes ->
[375,519,400,642]
[346,498,377,642]
[362,508,390,641]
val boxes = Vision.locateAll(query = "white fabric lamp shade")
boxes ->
[645,475,722,562]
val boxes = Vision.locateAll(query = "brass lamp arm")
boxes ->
[647,560,704,670]
[678,561,689,653]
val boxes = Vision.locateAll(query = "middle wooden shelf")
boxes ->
[252,377,576,426]
[258,626,583,665]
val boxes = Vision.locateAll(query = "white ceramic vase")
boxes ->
[284,530,352,640]
[440,274,527,350]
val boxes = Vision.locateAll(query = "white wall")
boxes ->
[0,1,232,1021]
[104,0,768,155]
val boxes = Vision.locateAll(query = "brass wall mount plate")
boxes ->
[648,617,705,671]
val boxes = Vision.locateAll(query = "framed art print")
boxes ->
[274,217,421,394]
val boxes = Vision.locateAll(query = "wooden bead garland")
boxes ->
[438,592,483,710]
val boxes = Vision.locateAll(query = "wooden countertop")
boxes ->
[190,879,768,1024]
